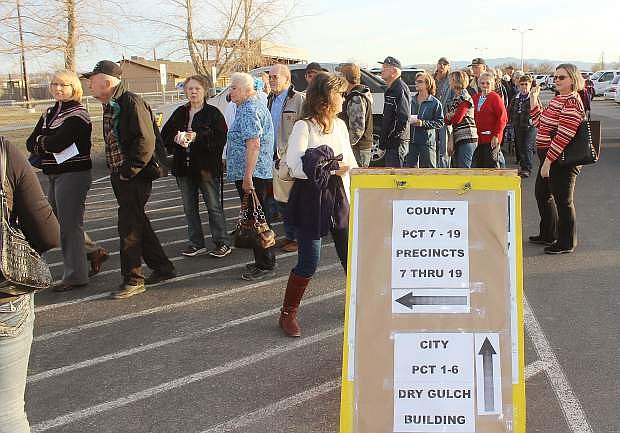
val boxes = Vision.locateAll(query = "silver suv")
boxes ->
[156,63,390,165]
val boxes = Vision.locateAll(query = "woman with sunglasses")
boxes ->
[529,64,586,254]
[279,72,357,337]
[406,72,444,168]
[471,72,507,168]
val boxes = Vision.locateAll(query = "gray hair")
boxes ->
[230,72,255,93]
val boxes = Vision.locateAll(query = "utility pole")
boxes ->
[16,0,30,104]
[512,28,533,71]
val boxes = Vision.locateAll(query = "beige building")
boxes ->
[118,57,196,93]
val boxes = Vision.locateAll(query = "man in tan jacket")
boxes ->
[267,64,305,252]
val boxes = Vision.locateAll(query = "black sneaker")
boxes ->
[518,170,530,178]
[544,244,575,255]
[528,235,556,246]
[241,267,276,281]
[208,244,232,258]
[145,269,177,285]
[182,246,207,257]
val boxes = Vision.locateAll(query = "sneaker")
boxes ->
[544,244,575,255]
[182,246,207,257]
[518,170,530,178]
[528,235,556,246]
[52,282,87,293]
[245,263,258,272]
[241,267,276,281]
[208,244,232,258]
[110,283,146,299]
[145,269,177,285]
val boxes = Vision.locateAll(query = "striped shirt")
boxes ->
[530,93,585,162]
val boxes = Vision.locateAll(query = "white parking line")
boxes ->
[30,327,343,432]
[36,241,332,314]
[35,257,336,342]
[199,379,341,433]
[525,359,547,379]
[524,297,593,433]
[29,285,343,382]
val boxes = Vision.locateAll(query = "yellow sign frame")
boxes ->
[339,168,526,433]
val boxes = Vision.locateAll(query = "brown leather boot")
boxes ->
[278,271,311,337]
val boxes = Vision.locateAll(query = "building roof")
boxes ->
[119,57,196,77]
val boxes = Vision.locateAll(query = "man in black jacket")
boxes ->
[378,56,410,167]
[84,60,175,299]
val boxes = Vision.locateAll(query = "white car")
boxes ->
[615,87,620,103]
[603,75,620,100]
[155,63,389,165]
[534,74,548,88]
[590,70,620,96]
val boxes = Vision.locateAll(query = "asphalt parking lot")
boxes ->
[26,96,620,433]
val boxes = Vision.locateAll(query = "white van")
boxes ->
[590,70,620,96]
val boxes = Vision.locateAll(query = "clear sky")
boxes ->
[3,0,619,75]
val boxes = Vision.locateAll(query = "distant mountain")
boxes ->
[430,57,595,72]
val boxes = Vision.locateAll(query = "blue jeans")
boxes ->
[516,127,537,173]
[0,294,34,433]
[177,174,229,248]
[453,141,476,168]
[407,140,436,168]
[293,228,349,278]
[352,148,372,168]
[383,143,408,168]
[277,201,297,241]
[436,126,451,168]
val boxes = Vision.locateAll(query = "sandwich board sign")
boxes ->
[339,169,525,433]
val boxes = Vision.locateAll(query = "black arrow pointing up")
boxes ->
[478,337,497,412]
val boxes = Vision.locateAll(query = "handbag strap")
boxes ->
[0,137,10,222]
[250,189,268,226]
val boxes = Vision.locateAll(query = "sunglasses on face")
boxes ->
[554,75,568,81]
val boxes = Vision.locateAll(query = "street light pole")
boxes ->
[512,28,533,71]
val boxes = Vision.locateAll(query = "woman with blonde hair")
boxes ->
[26,70,107,291]
[471,71,507,168]
[279,72,357,337]
[528,63,586,254]
[444,70,478,168]
[407,71,444,168]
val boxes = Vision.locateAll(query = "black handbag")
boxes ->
[0,138,53,292]
[233,190,276,249]
[555,121,601,166]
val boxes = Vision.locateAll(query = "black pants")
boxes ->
[534,150,580,248]
[472,143,500,168]
[111,174,174,285]
[234,178,276,270]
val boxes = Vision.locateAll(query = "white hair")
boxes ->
[230,72,255,92]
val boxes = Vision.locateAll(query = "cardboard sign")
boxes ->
[340,169,525,433]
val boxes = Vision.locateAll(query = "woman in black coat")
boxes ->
[161,75,230,258]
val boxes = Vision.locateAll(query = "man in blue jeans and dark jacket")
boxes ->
[378,56,411,167]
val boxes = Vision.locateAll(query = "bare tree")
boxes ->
[0,0,130,71]
[134,0,303,86]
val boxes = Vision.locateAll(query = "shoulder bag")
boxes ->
[555,120,601,166]
[0,138,53,292]
[233,190,276,249]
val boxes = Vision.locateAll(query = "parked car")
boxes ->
[534,74,548,88]
[615,85,620,103]
[603,75,620,99]
[399,67,426,90]
[155,63,389,165]
[546,75,556,91]
[590,70,620,96]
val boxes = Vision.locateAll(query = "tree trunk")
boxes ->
[64,0,76,70]
[185,0,212,86]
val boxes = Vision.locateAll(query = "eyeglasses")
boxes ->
[50,82,72,88]
[554,75,568,81]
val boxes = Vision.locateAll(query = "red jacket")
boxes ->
[472,91,507,145]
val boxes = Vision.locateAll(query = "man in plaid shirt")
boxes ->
[84,60,176,299]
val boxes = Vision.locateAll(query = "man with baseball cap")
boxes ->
[378,56,410,167]
[84,60,175,299]
[467,57,487,95]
